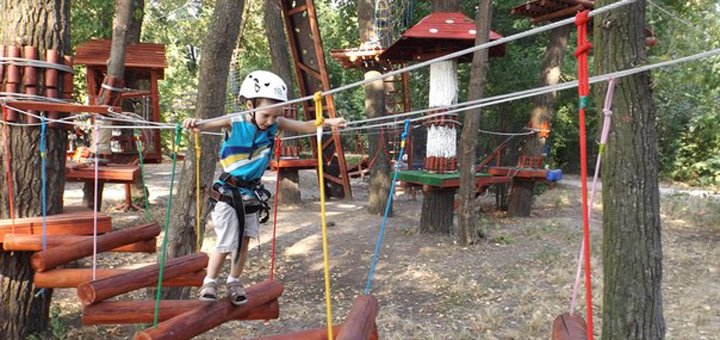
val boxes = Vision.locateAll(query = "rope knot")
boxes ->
[574,42,593,58]
[574,10,590,27]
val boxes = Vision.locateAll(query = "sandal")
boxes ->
[226,281,248,306]
[198,281,218,301]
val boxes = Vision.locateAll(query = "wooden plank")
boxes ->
[3,101,118,114]
[0,211,112,241]
[83,299,279,325]
[269,158,317,170]
[77,253,208,305]
[3,234,155,253]
[397,170,491,187]
[65,165,139,182]
[134,279,284,340]
[32,222,161,272]
[486,166,550,179]
[337,295,379,340]
[35,269,204,289]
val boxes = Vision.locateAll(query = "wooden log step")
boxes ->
[0,211,112,241]
[255,326,344,340]
[83,299,279,325]
[31,222,160,272]
[3,234,156,253]
[134,279,284,340]
[35,269,204,289]
[337,295,379,340]
[551,313,587,340]
[77,253,208,306]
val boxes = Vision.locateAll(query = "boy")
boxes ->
[182,70,346,305]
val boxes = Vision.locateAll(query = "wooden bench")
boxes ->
[65,165,141,211]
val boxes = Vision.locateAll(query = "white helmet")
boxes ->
[238,70,288,102]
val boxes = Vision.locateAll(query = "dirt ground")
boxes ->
[52,164,719,339]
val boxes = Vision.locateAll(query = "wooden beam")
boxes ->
[134,279,284,340]
[31,222,160,272]
[531,4,584,24]
[3,101,118,114]
[337,295,379,340]
[83,299,278,325]
[35,269,204,289]
[77,253,208,305]
[0,211,112,241]
[3,234,155,253]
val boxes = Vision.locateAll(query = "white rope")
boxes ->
[199,0,640,126]
[283,47,720,141]
[0,57,75,73]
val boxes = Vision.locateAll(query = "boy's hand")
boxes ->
[323,117,347,129]
[183,118,201,133]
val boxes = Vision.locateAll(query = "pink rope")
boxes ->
[92,123,100,281]
[569,78,616,314]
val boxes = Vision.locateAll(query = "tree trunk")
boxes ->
[507,25,571,217]
[264,0,300,204]
[162,0,246,299]
[419,189,454,233]
[0,0,71,337]
[457,0,492,246]
[595,1,665,338]
[364,71,391,215]
[83,0,136,210]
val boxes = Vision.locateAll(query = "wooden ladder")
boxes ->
[280,0,352,199]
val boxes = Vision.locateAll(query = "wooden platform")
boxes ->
[397,170,511,189]
[0,209,111,241]
[65,165,139,182]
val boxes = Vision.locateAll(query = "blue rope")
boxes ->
[40,116,48,252]
[364,119,410,294]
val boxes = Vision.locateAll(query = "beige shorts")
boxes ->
[210,201,259,254]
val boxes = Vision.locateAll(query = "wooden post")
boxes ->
[77,253,208,305]
[23,46,38,124]
[337,295,379,340]
[35,269,204,289]
[83,299,279,325]
[31,222,161,272]
[134,279,284,340]
[5,45,20,121]
[551,313,587,340]
[62,56,74,100]
[3,234,155,253]
[45,49,61,123]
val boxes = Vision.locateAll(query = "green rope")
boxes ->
[135,128,152,223]
[152,124,182,327]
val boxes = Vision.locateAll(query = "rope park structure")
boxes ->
[0,0,718,338]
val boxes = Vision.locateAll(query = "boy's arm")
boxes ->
[182,116,232,132]
[277,116,347,134]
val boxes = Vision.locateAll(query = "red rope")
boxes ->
[269,136,282,279]
[574,10,594,340]
[2,105,16,233]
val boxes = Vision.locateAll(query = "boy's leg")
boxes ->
[200,201,239,301]
[207,252,229,279]
[229,237,251,278]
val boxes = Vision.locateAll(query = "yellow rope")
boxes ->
[313,92,334,339]
[194,132,202,252]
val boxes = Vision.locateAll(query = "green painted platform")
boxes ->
[397,170,496,188]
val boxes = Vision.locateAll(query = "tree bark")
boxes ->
[264,0,300,204]
[364,71,391,215]
[595,1,665,338]
[419,189,454,233]
[0,0,71,337]
[457,0,492,246]
[162,0,246,299]
[507,25,571,217]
